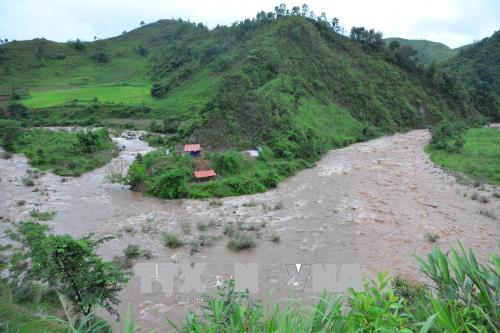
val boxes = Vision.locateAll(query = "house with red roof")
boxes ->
[194,169,216,181]
[183,144,201,156]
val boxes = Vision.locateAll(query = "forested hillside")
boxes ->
[0,5,494,154]
[442,31,500,120]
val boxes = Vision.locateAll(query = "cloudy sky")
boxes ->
[0,0,498,48]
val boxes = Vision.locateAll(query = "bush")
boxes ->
[211,150,246,176]
[124,159,147,190]
[69,39,85,51]
[90,52,109,63]
[6,102,28,118]
[0,119,22,152]
[123,245,141,259]
[147,167,191,199]
[227,232,256,252]
[164,233,183,248]
[30,208,56,221]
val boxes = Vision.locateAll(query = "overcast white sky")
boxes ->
[0,0,498,48]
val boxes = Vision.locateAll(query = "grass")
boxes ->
[14,128,118,176]
[427,128,500,185]
[22,85,153,108]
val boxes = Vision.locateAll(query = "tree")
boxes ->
[0,119,22,152]
[274,3,287,17]
[70,38,85,52]
[389,40,400,51]
[350,27,384,50]
[140,20,145,26]
[9,222,128,316]
[301,3,309,16]
[6,102,28,118]
[331,17,341,33]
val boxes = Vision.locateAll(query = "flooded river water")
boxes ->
[0,129,498,331]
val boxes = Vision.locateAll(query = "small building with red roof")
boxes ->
[184,144,201,156]
[194,169,216,181]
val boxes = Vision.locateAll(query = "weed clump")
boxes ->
[227,232,256,252]
[30,208,56,221]
[164,233,183,248]
[423,232,439,243]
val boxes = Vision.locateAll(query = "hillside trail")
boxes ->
[0,129,498,331]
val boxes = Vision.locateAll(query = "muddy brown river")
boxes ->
[0,129,498,331]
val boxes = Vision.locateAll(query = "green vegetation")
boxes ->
[384,37,458,63]
[0,282,65,333]
[169,244,499,332]
[124,102,367,199]
[427,120,500,185]
[226,232,256,252]
[443,31,500,120]
[164,233,183,248]
[1,5,497,196]
[12,128,118,176]
[30,208,56,221]
[6,222,128,318]
[2,224,499,332]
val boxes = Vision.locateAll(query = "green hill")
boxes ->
[0,15,478,138]
[0,9,491,197]
[441,31,500,119]
[384,37,457,64]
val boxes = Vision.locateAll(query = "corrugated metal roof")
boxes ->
[194,170,216,178]
[184,144,201,152]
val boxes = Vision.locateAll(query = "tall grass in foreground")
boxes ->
[41,244,498,332]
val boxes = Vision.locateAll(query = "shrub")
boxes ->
[6,102,28,118]
[211,150,246,176]
[147,167,191,199]
[30,208,56,221]
[270,233,280,242]
[0,119,22,152]
[123,245,141,259]
[478,195,489,204]
[69,39,85,51]
[227,232,256,252]
[124,159,147,191]
[90,52,109,63]
[423,231,439,243]
[479,209,496,219]
[209,199,223,206]
[223,224,236,237]
[164,233,183,248]
[22,178,35,186]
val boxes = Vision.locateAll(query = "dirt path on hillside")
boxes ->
[0,129,498,331]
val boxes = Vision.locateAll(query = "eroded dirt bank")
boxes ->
[0,129,498,331]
